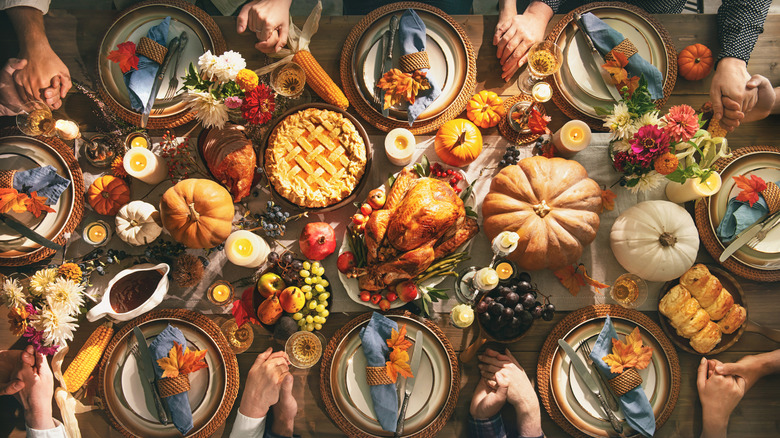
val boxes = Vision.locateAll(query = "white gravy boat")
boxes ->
[86,263,170,322]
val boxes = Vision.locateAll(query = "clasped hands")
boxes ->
[239,347,296,436]
[0,345,56,430]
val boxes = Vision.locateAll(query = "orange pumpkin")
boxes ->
[434,119,483,167]
[87,175,130,216]
[159,179,235,249]
[678,44,713,81]
[482,156,602,271]
[466,90,506,129]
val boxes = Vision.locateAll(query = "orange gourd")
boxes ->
[159,179,234,249]
[434,119,483,167]
[678,44,713,81]
[87,175,130,216]
[466,91,506,129]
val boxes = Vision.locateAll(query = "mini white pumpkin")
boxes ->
[610,200,700,282]
[116,200,163,246]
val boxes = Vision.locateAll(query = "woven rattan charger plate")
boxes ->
[695,145,780,282]
[546,2,677,131]
[537,305,680,437]
[321,310,459,437]
[98,309,239,438]
[340,2,476,135]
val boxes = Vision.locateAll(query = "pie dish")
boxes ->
[265,106,368,209]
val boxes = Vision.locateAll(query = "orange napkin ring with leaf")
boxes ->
[602,327,653,396]
[156,341,208,397]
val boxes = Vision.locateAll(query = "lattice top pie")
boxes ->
[265,108,368,208]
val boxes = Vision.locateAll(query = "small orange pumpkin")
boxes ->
[466,90,506,129]
[434,119,483,167]
[87,175,130,216]
[678,44,713,81]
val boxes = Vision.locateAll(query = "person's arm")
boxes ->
[237,0,293,54]
[269,373,295,437]
[698,357,746,438]
[494,0,554,82]
[228,348,290,438]
[715,349,780,390]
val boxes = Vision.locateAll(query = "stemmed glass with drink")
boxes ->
[517,41,563,94]
[16,101,56,137]
[270,61,310,105]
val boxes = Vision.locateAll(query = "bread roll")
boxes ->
[660,285,710,337]
[690,321,722,354]
[704,289,735,320]
[682,264,723,308]
[659,285,690,317]
[718,304,747,334]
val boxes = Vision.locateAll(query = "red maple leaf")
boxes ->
[733,175,766,207]
[24,192,55,218]
[528,108,551,135]
[107,41,139,73]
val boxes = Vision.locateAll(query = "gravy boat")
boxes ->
[87,263,170,322]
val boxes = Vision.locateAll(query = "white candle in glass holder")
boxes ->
[552,120,592,157]
[224,230,270,268]
[666,172,722,203]
[385,128,416,166]
[123,147,168,184]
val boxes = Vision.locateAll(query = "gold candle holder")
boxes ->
[125,132,151,150]
[208,280,235,306]
[83,220,111,247]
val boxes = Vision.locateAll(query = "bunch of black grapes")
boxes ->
[474,272,555,340]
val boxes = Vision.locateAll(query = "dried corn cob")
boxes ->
[707,118,728,138]
[293,50,349,109]
[62,322,113,392]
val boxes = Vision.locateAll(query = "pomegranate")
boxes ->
[299,222,336,260]
[395,281,419,302]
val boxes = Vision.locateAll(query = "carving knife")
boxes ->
[559,339,623,434]
[573,13,623,103]
[0,212,62,250]
[140,36,181,128]
[720,209,780,262]
[394,330,424,437]
[133,327,169,425]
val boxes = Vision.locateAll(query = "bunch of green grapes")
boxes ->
[291,261,331,332]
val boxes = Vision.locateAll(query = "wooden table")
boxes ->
[1,10,779,438]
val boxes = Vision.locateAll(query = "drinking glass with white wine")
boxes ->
[517,41,563,94]
[16,100,55,137]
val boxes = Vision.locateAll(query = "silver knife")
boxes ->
[0,213,63,250]
[559,339,623,435]
[720,209,780,262]
[133,327,169,425]
[394,330,424,437]
[376,30,390,114]
[574,13,623,102]
[140,36,181,128]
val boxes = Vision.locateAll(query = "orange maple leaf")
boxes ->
[385,348,414,383]
[733,174,766,207]
[156,341,208,378]
[554,264,609,296]
[24,192,54,218]
[386,324,412,352]
[601,188,616,212]
[528,108,552,135]
[0,189,29,214]
[107,41,139,73]
[602,327,654,374]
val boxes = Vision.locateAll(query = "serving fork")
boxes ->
[580,340,620,412]
[153,31,188,115]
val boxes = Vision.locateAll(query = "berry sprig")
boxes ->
[159,131,209,181]
[429,163,464,194]
[241,200,308,239]
[499,145,521,168]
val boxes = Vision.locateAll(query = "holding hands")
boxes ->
[494,1,553,82]
[237,0,293,54]
[0,345,56,430]
[697,357,745,438]
[239,347,292,419]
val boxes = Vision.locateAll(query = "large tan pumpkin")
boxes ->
[159,179,235,249]
[482,156,602,271]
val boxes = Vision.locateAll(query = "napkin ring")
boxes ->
[366,366,394,386]
[607,367,642,396]
[605,39,638,62]
[137,37,168,64]
[0,170,16,189]
[157,374,190,397]
[399,51,430,73]
[762,182,780,214]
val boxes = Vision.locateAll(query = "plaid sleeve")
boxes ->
[534,0,561,13]
[716,0,771,63]
[468,414,508,438]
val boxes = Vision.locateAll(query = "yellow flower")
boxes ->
[235,69,259,92]
[8,306,29,337]
[111,156,128,179]
[58,263,83,283]
[29,268,57,296]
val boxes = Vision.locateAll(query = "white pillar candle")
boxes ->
[123,147,168,184]
[384,128,416,166]
[224,230,270,268]
[665,172,722,203]
[552,120,591,157]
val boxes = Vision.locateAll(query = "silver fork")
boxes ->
[153,31,188,115]
[580,340,620,412]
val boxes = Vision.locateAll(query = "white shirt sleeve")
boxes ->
[229,411,267,438]
[0,0,50,14]
[26,419,66,438]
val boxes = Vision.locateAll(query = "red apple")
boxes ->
[386,291,398,302]
[367,188,386,210]
[395,281,419,302]
[299,222,336,261]
[370,293,382,305]
[257,272,285,299]
[359,290,371,302]
[337,251,357,273]
[378,298,391,311]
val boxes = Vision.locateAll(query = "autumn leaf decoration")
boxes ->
[25,192,55,217]
[733,175,766,207]
[376,69,431,110]
[0,188,52,218]
[554,264,609,296]
[511,106,551,135]
[385,324,414,383]
[602,50,639,97]
[602,327,654,374]
[107,41,139,74]
[601,188,617,212]
[156,341,208,379]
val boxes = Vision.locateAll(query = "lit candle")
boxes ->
[552,120,592,157]
[450,303,475,328]
[126,133,150,149]
[492,231,519,257]
[384,128,416,166]
[224,230,270,268]
[665,172,722,204]
[473,267,499,292]
[83,220,111,246]
[123,147,168,184]
[532,82,552,103]
[208,280,235,305]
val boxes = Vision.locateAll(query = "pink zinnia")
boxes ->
[224,96,243,109]
[663,105,699,143]
[630,125,670,167]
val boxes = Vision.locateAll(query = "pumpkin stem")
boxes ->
[455,131,467,147]
[533,200,552,218]
[130,219,139,227]
[659,232,677,247]
[187,203,200,222]
[101,192,110,199]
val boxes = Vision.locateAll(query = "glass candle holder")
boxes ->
[455,266,479,305]
[83,220,111,247]
[125,132,151,150]
[82,134,120,168]
[208,280,235,306]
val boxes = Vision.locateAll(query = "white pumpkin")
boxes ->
[610,200,700,282]
[116,201,163,246]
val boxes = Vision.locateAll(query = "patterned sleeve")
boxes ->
[468,414,508,438]
[716,0,772,63]
[533,0,561,14]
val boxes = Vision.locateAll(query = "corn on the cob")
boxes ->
[293,50,349,109]
[707,118,728,138]
[62,322,113,392]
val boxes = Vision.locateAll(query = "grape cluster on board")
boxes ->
[259,201,290,238]
[474,271,555,340]
[499,145,521,168]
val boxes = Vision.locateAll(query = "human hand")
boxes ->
[494,1,552,82]
[710,57,751,132]
[13,346,55,430]
[742,75,777,123]
[0,58,29,116]
[698,357,745,438]
[469,371,507,420]
[14,42,70,110]
[0,347,35,396]
[238,348,290,419]
[237,0,293,54]
[271,373,296,436]
[714,354,767,391]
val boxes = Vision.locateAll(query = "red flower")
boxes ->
[241,83,276,125]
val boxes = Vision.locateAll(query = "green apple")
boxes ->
[257,272,286,298]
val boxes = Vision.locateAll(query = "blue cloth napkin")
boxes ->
[359,312,398,432]
[13,166,70,205]
[124,17,170,112]
[579,12,664,100]
[589,316,655,437]
[716,181,779,241]
[399,9,441,126]
[149,324,193,435]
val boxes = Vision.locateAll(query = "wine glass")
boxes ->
[609,273,648,309]
[16,101,55,137]
[270,62,307,98]
[517,41,563,94]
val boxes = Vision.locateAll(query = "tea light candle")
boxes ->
[492,231,519,257]
[665,172,722,204]
[54,119,80,140]
[532,82,552,103]
[83,220,111,246]
[552,120,591,157]
[385,128,416,166]
[451,303,475,328]
[224,230,270,268]
[123,147,168,184]
[208,280,235,305]
[126,133,150,149]
[474,267,499,292]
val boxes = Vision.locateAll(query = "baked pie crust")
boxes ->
[265,108,367,208]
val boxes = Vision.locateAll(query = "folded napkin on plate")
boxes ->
[716,180,780,242]
[125,17,171,112]
[579,12,664,100]
[398,9,441,126]
[589,316,655,438]
[359,312,398,432]
[0,166,70,205]
[149,324,193,435]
